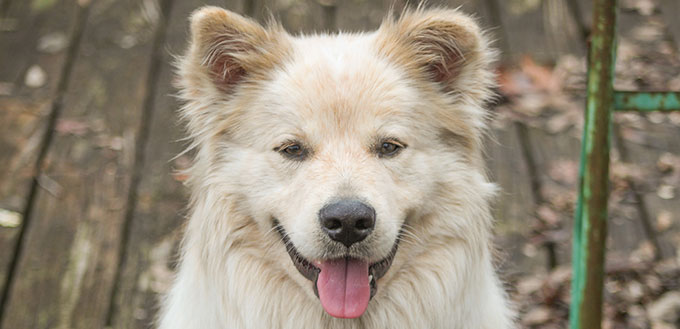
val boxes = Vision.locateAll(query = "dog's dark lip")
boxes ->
[273,221,322,296]
[272,220,399,299]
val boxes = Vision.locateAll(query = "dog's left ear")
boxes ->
[178,7,289,95]
[376,9,495,94]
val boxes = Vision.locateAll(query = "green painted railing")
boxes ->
[614,91,680,112]
[569,0,680,328]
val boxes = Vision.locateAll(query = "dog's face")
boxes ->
[178,7,496,319]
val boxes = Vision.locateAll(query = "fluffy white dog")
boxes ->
[160,6,515,329]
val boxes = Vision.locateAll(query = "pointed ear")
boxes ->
[376,9,496,93]
[180,6,289,93]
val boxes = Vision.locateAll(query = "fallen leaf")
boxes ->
[546,112,573,133]
[657,153,679,173]
[0,209,22,228]
[517,275,545,295]
[619,127,647,145]
[56,118,89,136]
[523,306,552,325]
[656,184,675,200]
[37,32,68,54]
[655,210,672,232]
[497,67,533,97]
[630,241,656,263]
[548,160,579,185]
[25,65,47,88]
[536,205,561,226]
[520,56,560,93]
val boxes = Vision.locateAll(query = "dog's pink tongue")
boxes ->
[316,258,370,319]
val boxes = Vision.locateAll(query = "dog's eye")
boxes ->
[378,141,404,157]
[284,144,302,155]
[278,143,307,160]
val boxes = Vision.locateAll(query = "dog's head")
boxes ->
[177,7,497,319]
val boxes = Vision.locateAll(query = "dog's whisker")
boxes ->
[399,223,424,246]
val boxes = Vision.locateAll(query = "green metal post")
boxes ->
[570,0,617,328]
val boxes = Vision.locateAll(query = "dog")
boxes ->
[159,5,515,329]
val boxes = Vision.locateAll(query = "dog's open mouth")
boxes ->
[273,221,398,319]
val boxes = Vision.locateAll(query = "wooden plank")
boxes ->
[521,124,581,267]
[446,0,495,31]
[334,0,389,32]
[333,0,492,32]
[614,119,680,260]
[105,1,247,327]
[486,122,547,276]
[251,0,327,33]
[658,0,680,47]
[0,0,165,327]
[0,0,81,315]
[0,0,77,97]
[490,0,583,62]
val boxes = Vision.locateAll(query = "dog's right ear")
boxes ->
[180,7,288,94]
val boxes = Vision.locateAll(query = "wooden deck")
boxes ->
[0,0,678,328]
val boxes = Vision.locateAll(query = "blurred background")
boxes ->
[0,0,679,328]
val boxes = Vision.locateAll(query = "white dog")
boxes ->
[159,6,515,328]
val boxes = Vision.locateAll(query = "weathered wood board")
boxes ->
[251,0,327,33]
[0,0,165,327]
[489,0,584,62]
[658,0,680,48]
[614,118,680,260]
[521,125,581,267]
[486,123,546,276]
[333,0,493,35]
[0,0,82,314]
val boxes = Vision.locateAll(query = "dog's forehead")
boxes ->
[233,33,430,143]
[289,34,379,78]
[266,34,416,119]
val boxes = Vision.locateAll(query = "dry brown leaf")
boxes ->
[536,205,561,226]
[56,118,89,136]
[0,209,22,228]
[548,160,579,186]
[656,184,675,200]
[520,56,560,93]
[657,153,679,173]
[24,65,46,88]
[497,67,533,97]
[619,127,647,145]
[655,210,672,232]
[523,306,552,326]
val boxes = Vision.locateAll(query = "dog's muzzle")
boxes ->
[273,220,399,319]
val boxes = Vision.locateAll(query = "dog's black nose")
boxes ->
[319,200,376,247]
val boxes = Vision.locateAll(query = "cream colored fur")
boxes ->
[159,6,515,329]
